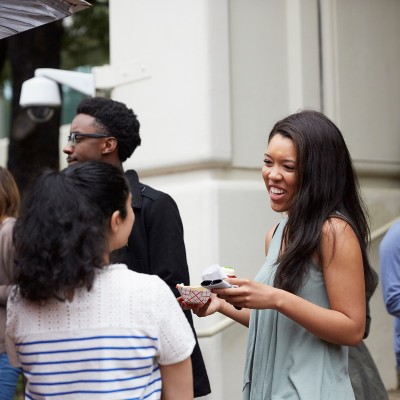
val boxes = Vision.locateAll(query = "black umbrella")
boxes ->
[0,0,91,40]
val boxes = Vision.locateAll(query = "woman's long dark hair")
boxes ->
[271,110,376,296]
[13,161,130,302]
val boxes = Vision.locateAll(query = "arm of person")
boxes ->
[214,223,276,326]
[0,284,11,306]
[380,222,400,316]
[5,330,20,368]
[216,218,366,346]
[178,224,279,327]
[160,357,193,400]
[0,285,11,307]
[5,295,22,368]
[179,292,251,327]
[0,219,16,306]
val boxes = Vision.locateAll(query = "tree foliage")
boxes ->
[61,0,109,70]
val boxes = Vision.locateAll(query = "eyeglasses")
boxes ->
[67,132,111,146]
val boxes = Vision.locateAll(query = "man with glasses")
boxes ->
[63,96,211,398]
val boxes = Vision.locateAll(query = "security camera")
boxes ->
[19,68,96,123]
[26,107,56,124]
[20,76,61,123]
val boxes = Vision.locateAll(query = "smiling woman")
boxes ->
[180,109,382,400]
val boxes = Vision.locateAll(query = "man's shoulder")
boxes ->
[124,169,175,204]
[139,182,170,201]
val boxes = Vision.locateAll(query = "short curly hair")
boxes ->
[77,97,141,162]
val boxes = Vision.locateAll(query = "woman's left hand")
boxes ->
[213,278,278,310]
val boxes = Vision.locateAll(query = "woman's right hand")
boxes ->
[177,293,222,317]
[177,289,251,327]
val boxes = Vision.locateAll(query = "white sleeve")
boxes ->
[152,278,195,365]
[5,297,22,367]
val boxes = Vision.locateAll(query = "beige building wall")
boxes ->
[102,1,400,397]
[1,0,400,398]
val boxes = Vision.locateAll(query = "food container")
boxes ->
[177,284,212,304]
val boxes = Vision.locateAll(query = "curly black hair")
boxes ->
[77,97,141,162]
[13,161,130,302]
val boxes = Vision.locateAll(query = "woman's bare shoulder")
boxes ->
[322,216,355,238]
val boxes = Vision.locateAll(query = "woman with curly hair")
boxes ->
[6,161,194,400]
